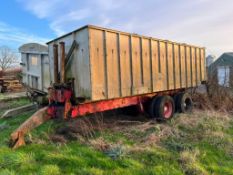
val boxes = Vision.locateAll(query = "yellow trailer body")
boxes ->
[47,25,206,102]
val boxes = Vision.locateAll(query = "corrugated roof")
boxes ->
[225,52,233,57]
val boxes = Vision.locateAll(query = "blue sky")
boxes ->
[0,0,233,57]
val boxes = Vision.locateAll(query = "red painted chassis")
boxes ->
[47,87,185,119]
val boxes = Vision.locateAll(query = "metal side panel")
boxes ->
[191,47,197,87]
[195,48,201,85]
[48,34,74,83]
[180,45,187,88]
[200,49,206,81]
[151,40,161,91]
[89,28,107,100]
[119,34,131,97]
[141,38,152,93]
[105,31,120,99]
[185,46,192,87]
[73,28,91,99]
[173,44,181,89]
[131,36,143,94]
[159,41,168,91]
[48,28,91,99]
[167,43,174,90]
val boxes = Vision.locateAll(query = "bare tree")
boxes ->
[0,46,18,71]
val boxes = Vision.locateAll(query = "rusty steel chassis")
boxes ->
[47,85,185,119]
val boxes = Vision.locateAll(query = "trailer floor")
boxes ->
[0,100,232,175]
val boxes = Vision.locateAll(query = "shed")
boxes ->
[208,52,233,87]
[19,43,50,92]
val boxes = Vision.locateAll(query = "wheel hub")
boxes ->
[164,102,173,118]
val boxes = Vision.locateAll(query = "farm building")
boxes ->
[19,43,51,93]
[208,52,233,87]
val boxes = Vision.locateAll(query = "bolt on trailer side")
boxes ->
[47,25,206,102]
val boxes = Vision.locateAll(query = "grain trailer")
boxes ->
[10,25,206,148]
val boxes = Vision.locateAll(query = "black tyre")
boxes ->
[174,92,193,113]
[149,96,175,121]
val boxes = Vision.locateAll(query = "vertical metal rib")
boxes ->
[117,33,122,97]
[129,35,133,95]
[172,44,176,89]
[140,37,144,85]
[190,46,193,87]
[184,45,188,88]
[178,44,182,88]
[103,30,108,99]
[165,42,169,90]
[149,39,153,92]
[158,41,161,73]
[195,48,198,85]
[53,44,59,84]
[59,42,66,84]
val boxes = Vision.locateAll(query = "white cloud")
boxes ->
[18,0,233,57]
[0,21,50,50]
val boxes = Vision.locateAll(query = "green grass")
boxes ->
[0,100,232,175]
[0,98,30,116]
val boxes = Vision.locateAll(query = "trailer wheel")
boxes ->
[149,96,175,121]
[175,93,193,113]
